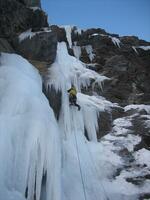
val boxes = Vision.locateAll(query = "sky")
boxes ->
[41,0,150,41]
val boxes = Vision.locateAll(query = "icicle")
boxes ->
[0,53,61,200]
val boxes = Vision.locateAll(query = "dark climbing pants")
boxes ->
[69,95,81,110]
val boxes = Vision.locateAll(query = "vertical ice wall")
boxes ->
[47,42,117,200]
[47,42,110,141]
[63,26,73,48]
[0,53,61,200]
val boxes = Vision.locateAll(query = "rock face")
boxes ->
[0,38,15,53]
[13,30,57,65]
[82,35,150,106]
[21,0,41,7]
[56,26,150,106]
[0,0,47,39]
[43,84,62,120]
[0,0,56,71]
[50,25,68,43]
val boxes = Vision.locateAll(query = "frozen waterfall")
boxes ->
[0,53,61,200]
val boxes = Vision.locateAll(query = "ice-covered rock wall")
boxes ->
[45,37,150,200]
[46,42,114,141]
[0,53,61,200]
[45,42,126,200]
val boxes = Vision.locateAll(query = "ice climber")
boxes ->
[67,86,81,111]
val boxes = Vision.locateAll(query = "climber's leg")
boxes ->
[74,102,81,111]
[72,96,81,111]
[69,95,74,105]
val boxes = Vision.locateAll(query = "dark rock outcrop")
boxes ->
[43,84,62,120]
[96,106,124,139]
[71,28,150,106]
[0,38,15,53]
[0,0,48,39]
[20,0,41,7]
[13,30,57,65]
[120,36,149,46]
[50,25,67,43]
[97,111,112,139]
[0,0,57,73]
[48,25,150,106]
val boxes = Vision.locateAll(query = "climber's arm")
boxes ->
[67,88,71,93]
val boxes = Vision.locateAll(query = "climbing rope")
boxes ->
[71,108,110,200]
[72,110,88,200]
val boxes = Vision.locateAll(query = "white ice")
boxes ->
[137,46,150,51]
[47,42,109,91]
[110,37,121,48]
[19,28,51,42]
[73,44,82,59]
[29,7,41,11]
[46,42,121,200]
[84,45,95,61]
[132,46,139,54]
[124,104,150,114]
[134,148,150,168]
[63,25,73,48]
[1,26,149,200]
[0,53,61,200]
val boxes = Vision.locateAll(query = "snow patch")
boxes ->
[137,46,150,51]
[29,6,41,11]
[84,45,95,61]
[105,134,141,152]
[124,104,150,114]
[134,148,150,167]
[91,33,106,37]
[18,28,51,42]
[113,117,132,128]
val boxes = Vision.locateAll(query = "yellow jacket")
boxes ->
[67,87,77,96]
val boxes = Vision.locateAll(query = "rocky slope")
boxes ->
[0,0,150,199]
